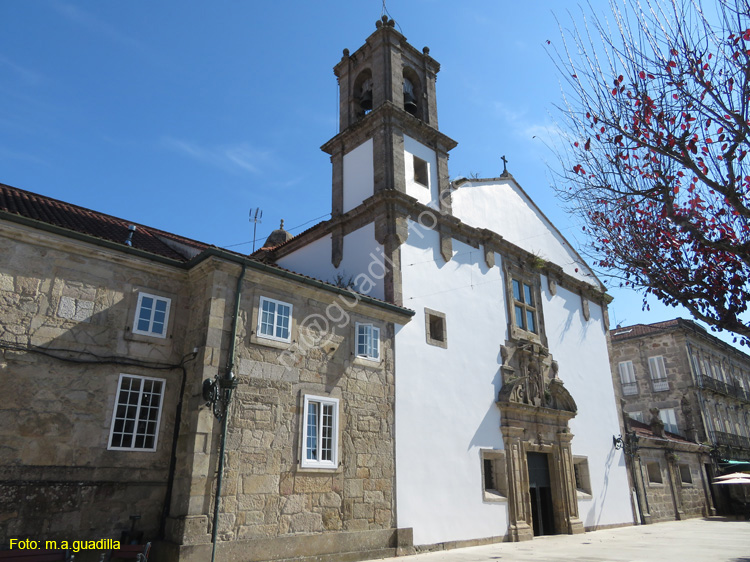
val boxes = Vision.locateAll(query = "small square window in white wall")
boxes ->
[413,156,428,187]
[108,374,165,451]
[356,323,380,360]
[133,293,171,337]
[258,296,292,342]
[301,395,339,469]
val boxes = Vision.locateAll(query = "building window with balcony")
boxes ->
[618,361,638,396]
[648,355,669,391]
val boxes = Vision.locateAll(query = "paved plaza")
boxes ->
[399,518,749,562]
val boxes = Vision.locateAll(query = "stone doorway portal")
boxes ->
[527,452,555,536]
[496,341,584,541]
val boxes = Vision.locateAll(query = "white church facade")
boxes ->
[259,17,634,547]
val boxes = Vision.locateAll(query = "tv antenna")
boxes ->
[249,208,263,252]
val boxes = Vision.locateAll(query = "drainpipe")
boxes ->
[210,264,246,562]
[159,352,198,539]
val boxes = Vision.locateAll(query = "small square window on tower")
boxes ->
[424,308,447,348]
[413,156,429,187]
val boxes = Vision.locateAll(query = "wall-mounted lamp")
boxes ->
[202,372,238,420]
[613,431,640,456]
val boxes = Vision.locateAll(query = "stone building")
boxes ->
[256,18,634,547]
[615,409,714,524]
[610,318,750,517]
[0,182,414,561]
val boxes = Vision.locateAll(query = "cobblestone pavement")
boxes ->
[399,518,750,562]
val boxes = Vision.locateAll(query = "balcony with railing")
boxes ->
[651,377,669,392]
[699,375,750,403]
[714,431,750,453]
[621,381,639,396]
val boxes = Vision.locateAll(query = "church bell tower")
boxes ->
[321,16,457,218]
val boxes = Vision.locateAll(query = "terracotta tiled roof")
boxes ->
[0,182,210,262]
[627,417,696,444]
[611,319,684,340]
[0,182,412,314]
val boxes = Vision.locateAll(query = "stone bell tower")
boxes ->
[321,16,457,218]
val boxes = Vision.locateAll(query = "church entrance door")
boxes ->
[527,452,555,536]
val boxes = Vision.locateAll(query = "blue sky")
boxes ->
[1,1,740,346]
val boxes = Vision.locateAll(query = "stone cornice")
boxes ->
[269,190,611,306]
[321,101,457,156]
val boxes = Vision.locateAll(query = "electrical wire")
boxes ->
[221,212,331,249]
[0,340,194,370]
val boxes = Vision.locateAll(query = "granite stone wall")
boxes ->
[0,224,188,542]
[164,263,402,558]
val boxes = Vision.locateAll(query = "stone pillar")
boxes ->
[501,426,533,542]
[557,432,584,534]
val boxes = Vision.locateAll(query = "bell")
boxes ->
[360,89,373,111]
[403,91,417,115]
[403,78,418,116]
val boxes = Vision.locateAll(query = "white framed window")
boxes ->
[133,292,171,338]
[629,411,644,423]
[511,278,537,334]
[356,323,380,361]
[257,296,292,342]
[618,361,638,396]
[301,395,339,469]
[648,356,669,391]
[659,408,679,435]
[108,374,165,452]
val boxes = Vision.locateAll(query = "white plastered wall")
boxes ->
[343,139,374,213]
[451,179,596,286]
[395,223,509,545]
[395,223,633,545]
[404,135,439,206]
[276,223,385,300]
[542,282,635,528]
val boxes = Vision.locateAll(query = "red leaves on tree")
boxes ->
[554,0,750,344]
